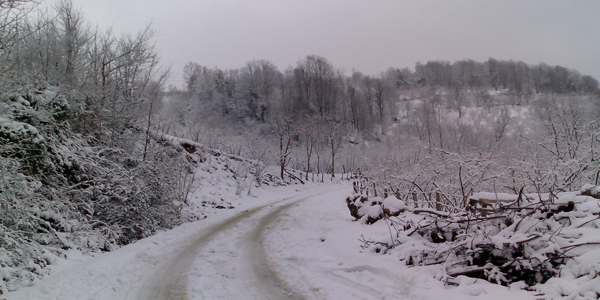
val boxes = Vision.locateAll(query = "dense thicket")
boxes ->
[0,1,190,293]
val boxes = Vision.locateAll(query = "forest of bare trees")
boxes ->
[165,51,600,199]
[174,55,598,129]
[2,0,600,294]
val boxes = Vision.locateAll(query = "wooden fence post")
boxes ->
[436,192,442,211]
[372,182,378,197]
[412,192,418,208]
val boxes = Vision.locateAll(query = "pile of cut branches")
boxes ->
[351,187,600,298]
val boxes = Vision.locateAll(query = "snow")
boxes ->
[2,184,317,300]
[0,117,43,143]
[6,179,599,299]
[382,195,407,213]
[1,181,534,300]
[470,192,519,202]
[263,184,536,300]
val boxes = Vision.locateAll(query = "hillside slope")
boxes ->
[0,88,302,294]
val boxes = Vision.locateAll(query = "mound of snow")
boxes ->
[382,196,408,216]
[0,117,43,143]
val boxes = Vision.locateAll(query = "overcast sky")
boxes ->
[62,0,600,87]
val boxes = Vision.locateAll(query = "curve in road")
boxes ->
[241,200,307,300]
[137,189,338,300]
[136,205,267,300]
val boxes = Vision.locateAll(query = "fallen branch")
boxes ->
[561,242,600,252]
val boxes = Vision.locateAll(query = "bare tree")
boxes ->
[272,116,295,180]
[301,117,320,181]
[493,106,511,142]
[293,55,340,118]
[142,72,170,160]
[182,62,204,93]
[324,120,344,179]
[373,78,387,122]
[0,0,37,86]
[0,0,36,51]
[91,24,168,147]
[55,0,88,86]
[346,85,363,131]
[239,59,279,122]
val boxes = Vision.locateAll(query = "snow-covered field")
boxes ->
[3,179,543,300]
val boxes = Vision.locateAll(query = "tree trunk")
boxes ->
[330,139,335,179]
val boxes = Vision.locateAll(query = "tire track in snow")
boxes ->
[136,205,267,300]
[253,187,405,300]
[242,199,307,300]
[137,188,341,300]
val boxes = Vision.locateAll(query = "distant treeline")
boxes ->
[410,58,599,94]
[174,56,599,131]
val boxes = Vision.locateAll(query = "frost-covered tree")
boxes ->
[0,2,192,293]
[291,55,340,117]
[272,115,295,180]
[239,59,280,122]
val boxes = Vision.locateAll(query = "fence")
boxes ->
[352,179,469,214]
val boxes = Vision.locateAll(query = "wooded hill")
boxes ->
[169,56,599,130]
[2,0,600,294]
[166,53,600,198]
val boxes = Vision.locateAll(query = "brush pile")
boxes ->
[350,186,600,298]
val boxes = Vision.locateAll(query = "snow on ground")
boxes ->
[4,180,541,300]
[262,184,537,300]
[2,183,317,300]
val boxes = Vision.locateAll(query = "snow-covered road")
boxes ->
[4,183,538,300]
[137,194,316,300]
[240,200,308,300]
[135,205,267,300]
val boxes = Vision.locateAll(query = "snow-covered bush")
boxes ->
[0,157,50,294]
[0,89,196,292]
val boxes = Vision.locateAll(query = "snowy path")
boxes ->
[241,200,307,300]
[135,205,266,300]
[4,183,538,300]
[137,196,313,300]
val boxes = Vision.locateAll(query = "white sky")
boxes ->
[58,1,600,88]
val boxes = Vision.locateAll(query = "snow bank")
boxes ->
[470,192,519,202]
